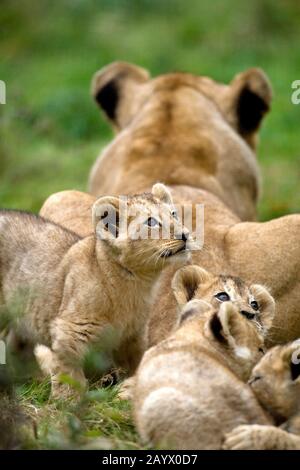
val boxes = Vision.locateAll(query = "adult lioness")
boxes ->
[40,63,300,344]
[89,62,272,222]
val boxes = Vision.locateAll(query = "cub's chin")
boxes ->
[167,248,191,264]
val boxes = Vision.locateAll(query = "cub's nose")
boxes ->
[240,310,256,320]
[176,231,189,242]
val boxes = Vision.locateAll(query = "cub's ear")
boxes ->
[92,196,122,239]
[208,302,249,354]
[249,284,275,332]
[91,61,150,130]
[291,360,300,382]
[280,341,300,382]
[178,299,212,326]
[151,183,173,205]
[228,68,272,146]
[172,265,212,308]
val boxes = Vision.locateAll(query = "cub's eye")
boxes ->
[145,217,159,227]
[258,347,265,355]
[215,292,230,302]
[250,300,259,311]
[171,209,178,220]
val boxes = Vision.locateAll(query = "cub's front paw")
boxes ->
[51,374,87,401]
[35,344,87,400]
[223,425,272,450]
[117,376,136,401]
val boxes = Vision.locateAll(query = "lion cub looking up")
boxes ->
[0,184,192,398]
[224,341,300,450]
[134,299,275,450]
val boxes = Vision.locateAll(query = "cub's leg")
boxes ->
[36,316,105,399]
[113,334,145,400]
[35,344,87,399]
[114,333,145,376]
[223,424,300,450]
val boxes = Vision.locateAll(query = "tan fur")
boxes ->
[40,190,94,238]
[1,185,193,398]
[223,341,300,450]
[119,266,275,401]
[133,300,272,450]
[40,186,300,346]
[170,265,274,334]
[147,187,300,347]
[89,62,272,221]
[39,64,300,345]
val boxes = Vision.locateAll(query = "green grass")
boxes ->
[0,0,300,449]
[17,379,142,450]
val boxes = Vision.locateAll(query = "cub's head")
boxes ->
[172,265,275,334]
[249,341,300,423]
[92,183,195,275]
[178,299,267,381]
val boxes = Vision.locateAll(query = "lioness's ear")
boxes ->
[250,284,275,331]
[92,196,121,239]
[229,68,272,146]
[151,183,173,205]
[91,61,150,130]
[172,265,211,307]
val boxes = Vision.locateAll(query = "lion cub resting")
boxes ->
[172,265,275,330]
[224,341,300,450]
[133,298,275,449]
[0,184,192,397]
[121,265,274,400]
[148,264,275,347]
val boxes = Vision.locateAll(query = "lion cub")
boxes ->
[172,265,275,328]
[224,341,300,450]
[0,184,193,397]
[121,265,274,400]
[147,264,275,347]
[133,299,274,449]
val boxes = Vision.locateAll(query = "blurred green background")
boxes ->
[0,0,299,450]
[0,0,299,220]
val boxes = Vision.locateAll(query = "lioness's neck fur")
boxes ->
[0,184,192,398]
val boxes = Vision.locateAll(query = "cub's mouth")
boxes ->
[160,244,187,258]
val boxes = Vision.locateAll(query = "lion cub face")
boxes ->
[178,300,267,380]
[172,265,275,333]
[249,341,300,422]
[92,184,195,275]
